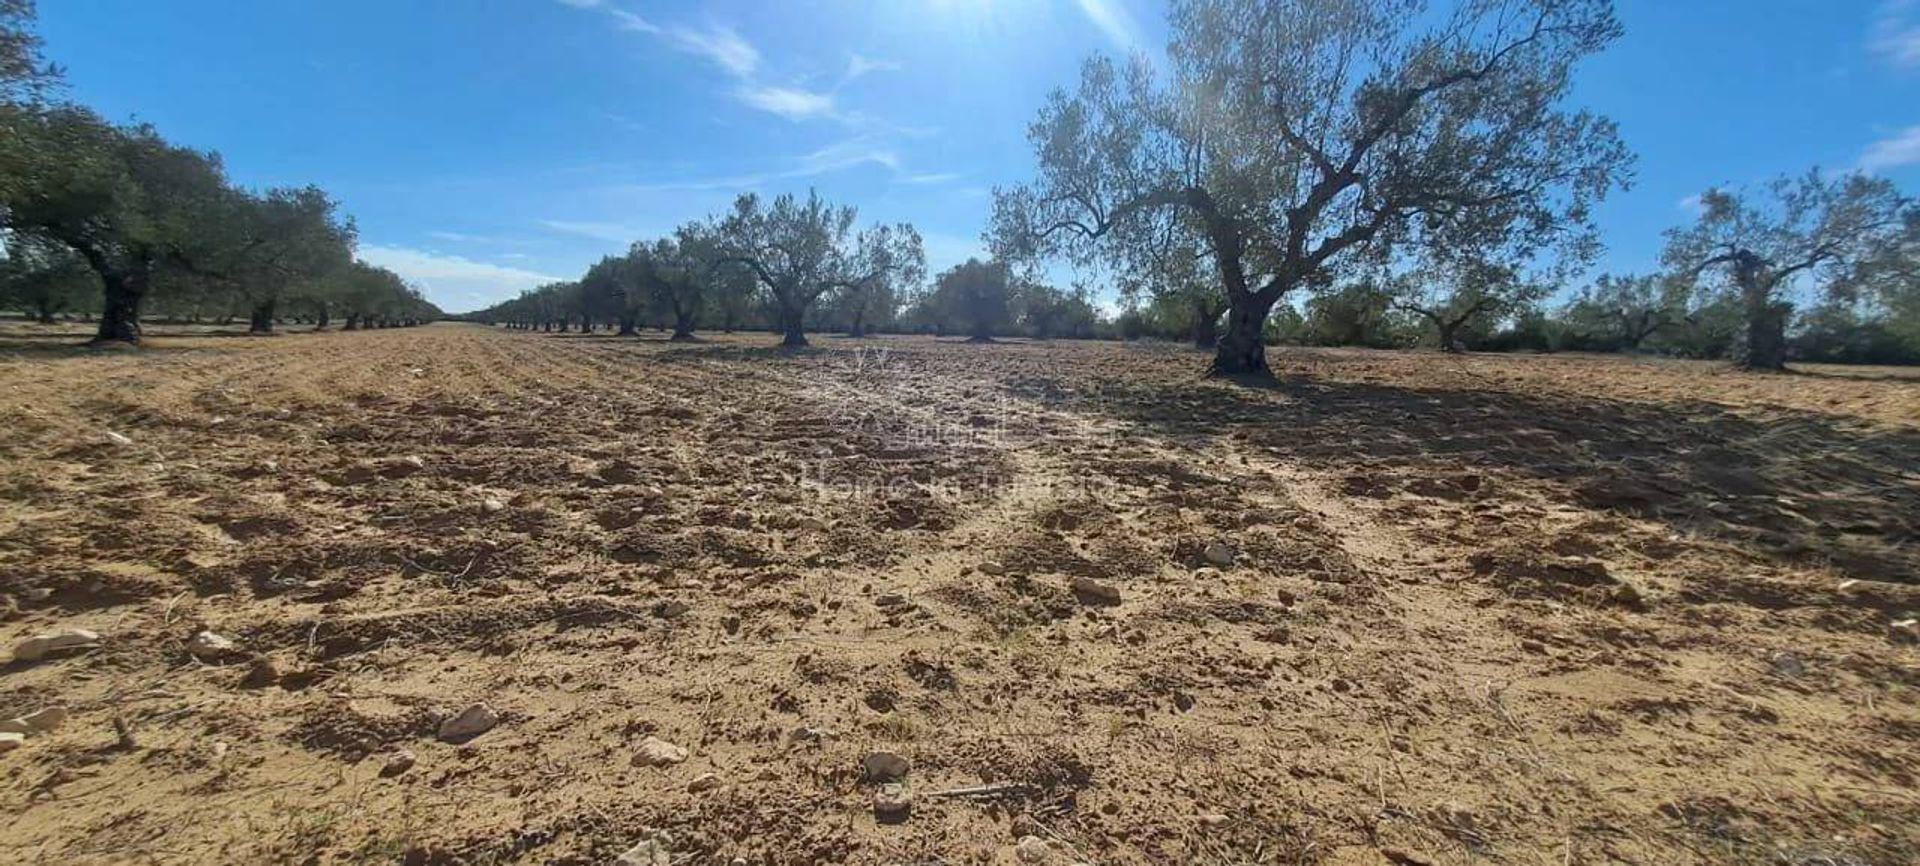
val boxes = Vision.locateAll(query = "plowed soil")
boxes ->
[1,323,1917,865]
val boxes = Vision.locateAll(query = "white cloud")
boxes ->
[1874,1,1920,66]
[357,245,563,310]
[1676,194,1704,214]
[1073,0,1144,49]
[845,54,902,82]
[537,219,654,243]
[553,0,604,8]
[1859,125,1920,170]
[735,84,836,120]
[901,172,961,185]
[614,137,902,193]
[669,24,759,77]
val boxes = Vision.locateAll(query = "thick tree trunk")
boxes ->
[1210,298,1273,376]
[314,303,330,331]
[849,309,867,338]
[618,314,638,336]
[1191,302,1220,349]
[779,305,808,347]
[92,269,147,345]
[1739,300,1790,371]
[35,303,56,325]
[249,300,276,335]
[1438,321,1463,353]
[670,312,697,341]
[344,313,361,331]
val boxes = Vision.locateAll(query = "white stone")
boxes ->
[1203,542,1237,567]
[0,732,24,753]
[436,703,499,742]
[104,430,133,446]
[481,498,507,513]
[615,835,672,866]
[634,736,688,767]
[187,630,238,660]
[13,628,101,662]
[686,772,721,793]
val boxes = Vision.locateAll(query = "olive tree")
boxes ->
[1,107,232,343]
[1663,170,1913,370]
[631,222,724,341]
[716,189,923,347]
[1388,257,1545,351]
[990,0,1629,375]
[1562,273,1683,350]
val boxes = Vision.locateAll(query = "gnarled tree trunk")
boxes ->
[248,300,276,335]
[1210,296,1275,376]
[94,268,148,345]
[779,305,808,347]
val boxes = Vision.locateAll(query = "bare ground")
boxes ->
[1,323,1916,865]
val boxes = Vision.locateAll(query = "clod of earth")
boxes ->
[104,430,133,446]
[436,703,499,742]
[686,772,721,793]
[1070,576,1121,606]
[633,736,688,767]
[0,732,24,753]
[862,750,911,782]
[12,628,101,662]
[1891,618,1920,644]
[1203,542,1237,567]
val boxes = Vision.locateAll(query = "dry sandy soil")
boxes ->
[1,322,1917,866]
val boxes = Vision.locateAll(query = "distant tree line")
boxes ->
[0,2,439,342]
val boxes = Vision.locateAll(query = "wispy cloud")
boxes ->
[613,136,902,193]
[358,245,563,309]
[1676,194,1704,214]
[1859,125,1920,170]
[1874,1,1920,66]
[735,84,836,120]
[669,24,760,77]
[537,219,658,243]
[844,53,902,83]
[1073,0,1144,50]
[901,172,961,185]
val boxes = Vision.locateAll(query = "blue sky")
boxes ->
[37,0,1920,313]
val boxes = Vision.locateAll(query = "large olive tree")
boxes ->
[1663,171,1913,371]
[990,0,1629,375]
[716,189,923,347]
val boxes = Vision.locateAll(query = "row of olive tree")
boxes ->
[0,4,438,341]
[471,190,926,346]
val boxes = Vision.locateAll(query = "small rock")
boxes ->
[614,834,673,866]
[1769,651,1806,678]
[873,783,912,824]
[862,750,911,782]
[1608,583,1647,610]
[0,706,68,736]
[187,630,239,660]
[795,516,828,532]
[652,599,691,619]
[380,749,417,777]
[873,592,908,608]
[789,726,832,743]
[634,736,688,767]
[1069,576,1121,606]
[401,455,426,471]
[1202,542,1237,567]
[13,628,101,662]
[1891,619,1920,644]
[978,561,1007,576]
[480,497,507,514]
[104,430,133,446]
[437,703,499,742]
[1015,835,1057,863]
[0,732,24,753]
[686,772,721,793]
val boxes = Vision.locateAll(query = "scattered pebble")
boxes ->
[242,656,283,687]
[480,497,507,513]
[0,706,68,736]
[187,630,239,660]
[0,732,24,753]
[1015,835,1058,863]
[436,703,499,742]
[862,750,910,782]
[104,430,133,446]
[380,749,417,777]
[1203,542,1237,567]
[789,726,832,743]
[652,599,691,619]
[634,736,688,767]
[13,628,101,662]
[873,783,912,824]
[1069,576,1121,606]
[1769,651,1806,678]
[1891,619,1919,644]
[615,834,672,866]
[686,773,721,793]
[978,560,1007,576]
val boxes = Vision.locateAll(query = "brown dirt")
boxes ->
[1,323,1916,865]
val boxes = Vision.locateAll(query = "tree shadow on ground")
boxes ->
[1004,370,1920,590]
